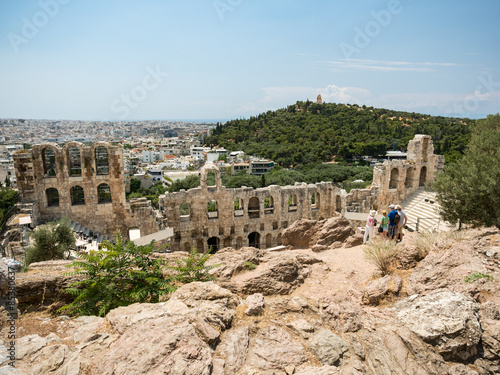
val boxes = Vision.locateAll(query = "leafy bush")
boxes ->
[60,234,177,317]
[25,218,75,266]
[167,247,219,284]
[464,272,494,283]
[363,239,400,276]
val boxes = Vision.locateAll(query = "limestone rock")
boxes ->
[320,296,365,333]
[357,325,449,375]
[344,233,364,248]
[96,318,213,375]
[223,254,311,296]
[448,364,479,375]
[294,366,342,375]
[248,325,308,371]
[30,344,68,375]
[395,290,481,361]
[215,326,249,374]
[480,319,500,362]
[362,275,403,305]
[307,328,349,365]
[286,319,315,336]
[244,293,265,316]
[282,217,354,249]
[15,334,47,360]
[207,247,263,281]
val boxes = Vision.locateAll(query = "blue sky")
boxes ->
[1,0,499,121]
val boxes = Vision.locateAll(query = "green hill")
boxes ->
[205,101,474,167]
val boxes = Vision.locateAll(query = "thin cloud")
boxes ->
[319,59,458,72]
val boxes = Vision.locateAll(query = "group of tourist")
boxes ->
[363,204,408,244]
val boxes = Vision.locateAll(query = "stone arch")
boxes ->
[389,168,399,189]
[264,195,274,214]
[234,198,243,216]
[266,233,272,248]
[248,197,260,219]
[200,163,222,190]
[405,168,414,188]
[248,232,260,248]
[70,185,85,205]
[63,142,84,177]
[45,187,59,207]
[95,145,110,175]
[288,194,298,211]
[236,237,243,249]
[180,202,191,218]
[419,166,427,186]
[207,237,220,253]
[42,146,57,177]
[311,191,320,209]
[223,237,232,248]
[97,183,112,203]
[207,200,218,218]
[183,242,191,252]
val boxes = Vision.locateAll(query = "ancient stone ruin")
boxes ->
[13,135,443,249]
[13,142,162,238]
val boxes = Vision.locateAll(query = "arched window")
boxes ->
[207,237,220,253]
[42,148,56,177]
[97,183,112,203]
[68,147,82,176]
[46,188,59,207]
[180,202,190,218]
[264,195,274,213]
[389,168,399,189]
[248,232,260,249]
[248,197,260,219]
[405,168,414,188]
[419,166,427,186]
[311,192,319,209]
[288,194,298,211]
[95,146,109,175]
[207,200,218,218]
[234,198,243,216]
[70,185,85,205]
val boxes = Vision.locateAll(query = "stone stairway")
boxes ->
[401,189,444,232]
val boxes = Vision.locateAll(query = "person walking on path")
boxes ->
[363,210,377,244]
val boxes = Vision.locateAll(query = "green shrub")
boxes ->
[59,234,177,317]
[464,272,493,283]
[167,247,219,284]
[25,218,75,266]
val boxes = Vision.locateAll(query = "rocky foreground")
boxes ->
[1,217,500,374]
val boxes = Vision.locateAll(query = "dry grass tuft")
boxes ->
[363,239,401,276]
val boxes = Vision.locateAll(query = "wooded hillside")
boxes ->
[205,101,474,166]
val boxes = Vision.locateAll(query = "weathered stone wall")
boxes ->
[13,143,160,238]
[159,164,344,252]
[372,134,444,208]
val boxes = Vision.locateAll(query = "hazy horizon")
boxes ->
[1,0,499,121]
